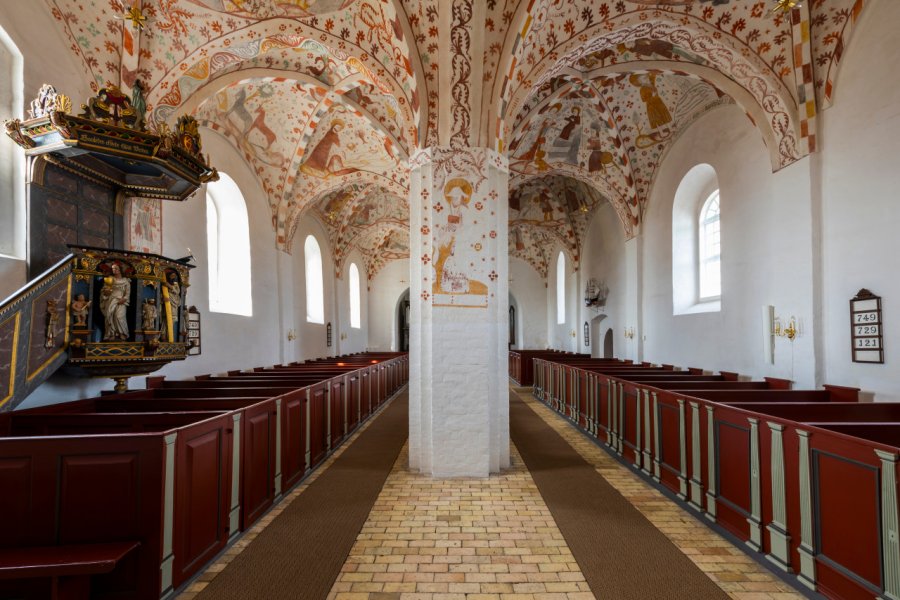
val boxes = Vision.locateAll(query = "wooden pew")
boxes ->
[0,411,234,598]
[0,541,140,600]
[532,354,900,600]
[0,352,409,600]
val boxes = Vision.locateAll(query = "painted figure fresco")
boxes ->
[629,73,672,130]
[433,178,487,301]
[300,120,356,178]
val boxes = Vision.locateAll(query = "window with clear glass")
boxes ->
[349,262,361,329]
[556,251,566,325]
[305,235,325,324]
[699,190,721,300]
[206,173,252,316]
[0,25,24,258]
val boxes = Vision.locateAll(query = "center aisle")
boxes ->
[509,389,730,600]
[192,389,410,600]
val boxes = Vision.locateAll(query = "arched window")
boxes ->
[349,262,361,329]
[305,235,325,324]
[672,164,720,314]
[206,173,252,316]
[699,191,721,299]
[556,251,566,325]
[0,25,24,258]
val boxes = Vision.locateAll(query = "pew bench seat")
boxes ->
[0,541,140,599]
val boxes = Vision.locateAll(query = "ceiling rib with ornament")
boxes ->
[45,0,867,280]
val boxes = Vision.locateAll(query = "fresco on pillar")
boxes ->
[432,177,490,309]
[313,183,409,278]
[421,150,505,310]
[194,77,321,204]
[125,198,163,255]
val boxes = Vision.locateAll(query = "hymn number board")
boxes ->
[850,289,883,364]
[187,306,201,356]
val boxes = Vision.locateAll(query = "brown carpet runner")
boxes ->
[509,389,729,600]
[194,390,409,600]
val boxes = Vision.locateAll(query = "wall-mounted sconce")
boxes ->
[624,327,635,339]
[570,329,577,338]
[762,305,800,365]
[773,315,798,341]
[286,329,296,342]
[340,332,347,341]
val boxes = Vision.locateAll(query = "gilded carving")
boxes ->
[44,299,60,349]
[70,294,90,328]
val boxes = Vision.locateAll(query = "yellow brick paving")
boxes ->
[327,442,594,600]
[513,387,805,600]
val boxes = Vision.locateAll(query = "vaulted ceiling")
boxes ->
[45,0,866,279]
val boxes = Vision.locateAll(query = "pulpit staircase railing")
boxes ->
[0,246,196,412]
[0,253,76,412]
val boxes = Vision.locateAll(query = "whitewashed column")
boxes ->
[409,147,510,477]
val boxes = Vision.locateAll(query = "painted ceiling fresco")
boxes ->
[509,176,604,277]
[313,183,409,279]
[45,0,869,280]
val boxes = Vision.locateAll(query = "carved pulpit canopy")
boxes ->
[5,83,218,201]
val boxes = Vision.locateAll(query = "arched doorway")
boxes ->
[396,288,410,352]
[589,314,607,358]
[509,293,519,349]
[603,328,614,359]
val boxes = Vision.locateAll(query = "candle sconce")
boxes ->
[773,315,798,341]
[624,327,635,339]
[286,329,296,342]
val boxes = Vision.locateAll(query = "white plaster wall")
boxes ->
[336,249,369,354]
[641,104,816,384]
[367,258,409,351]
[578,203,627,358]
[509,257,547,349]
[818,0,900,401]
[157,129,285,377]
[0,258,25,302]
[292,216,338,360]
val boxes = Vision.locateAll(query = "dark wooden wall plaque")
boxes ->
[850,289,883,364]
[186,306,201,356]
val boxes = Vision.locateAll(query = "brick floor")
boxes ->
[326,442,592,600]
[179,386,807,600]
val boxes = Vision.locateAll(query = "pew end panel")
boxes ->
[0,433,166,599]
[171,413,234,590]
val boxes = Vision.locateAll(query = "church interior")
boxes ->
[1,0,899,599]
